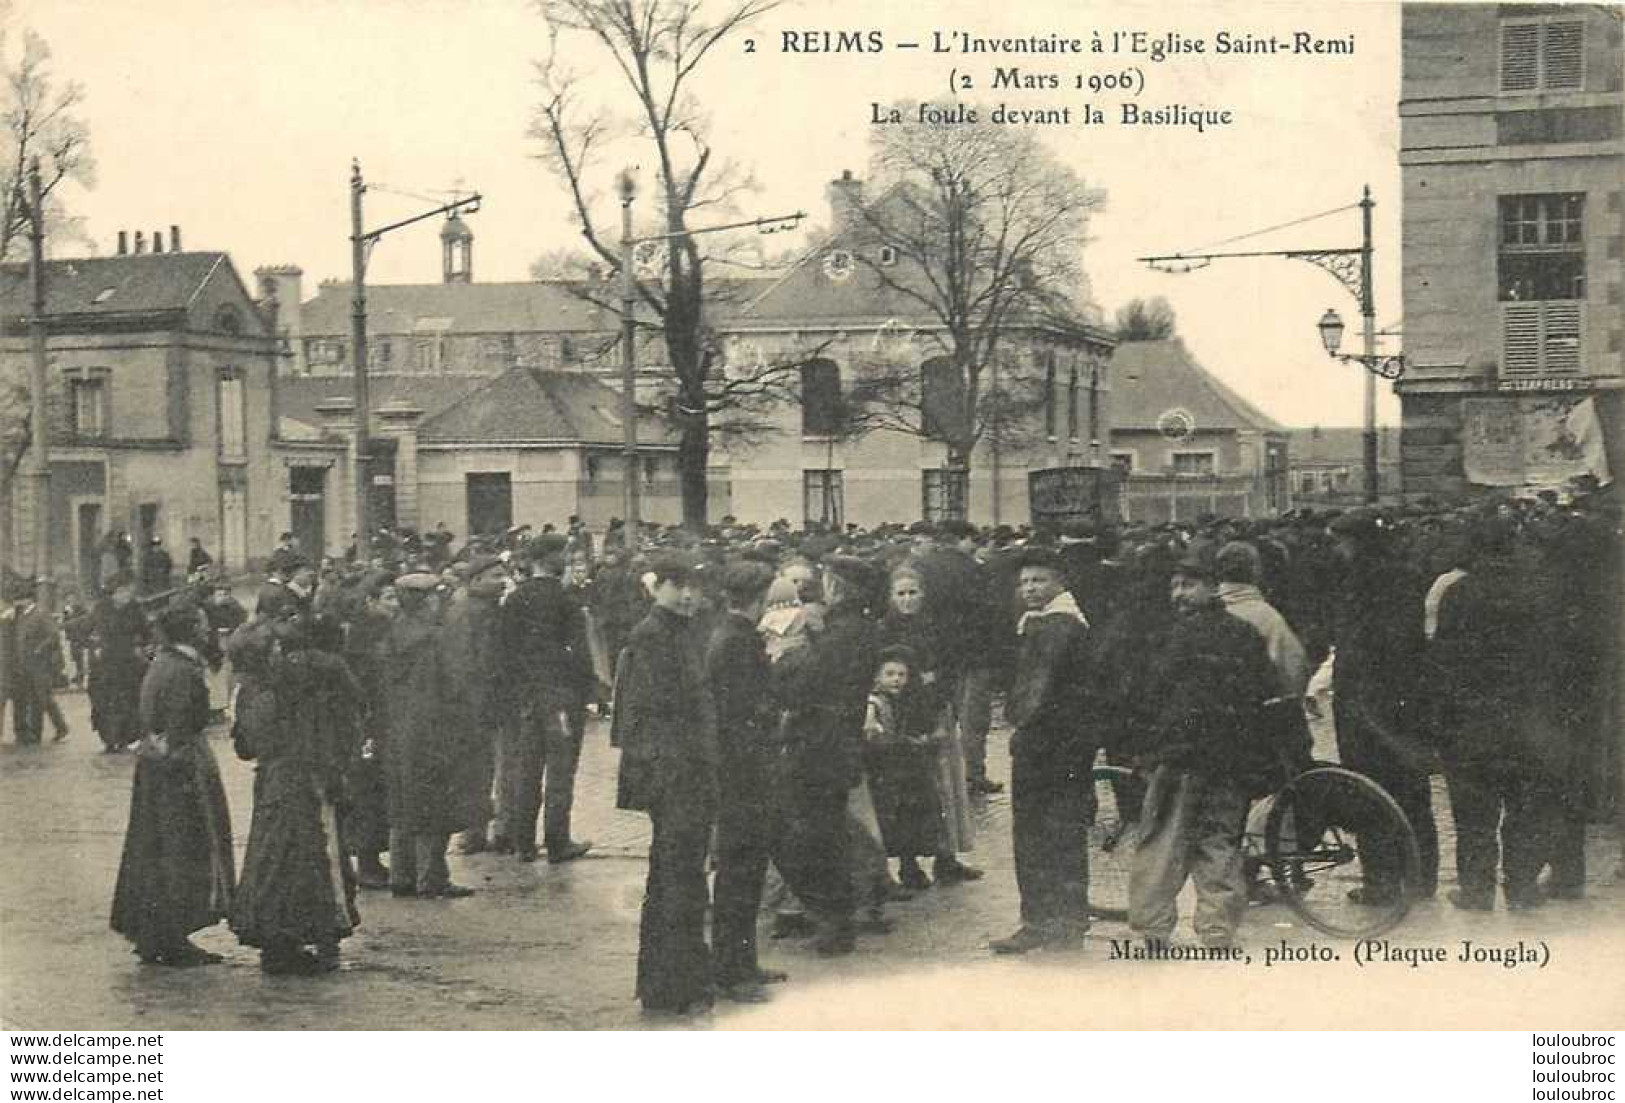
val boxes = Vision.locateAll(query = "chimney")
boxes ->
[255,265,306,376]
[170,225,182,252]
[827,169,866,233]
[153,230,164,254]
[117,231,128,255]
[133,231,145,254]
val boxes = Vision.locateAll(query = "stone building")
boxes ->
[0,242,286,589]
[1397,4,1622,499]
[1287,425,1403,507]
[282,172,1117,534]
[1108,339,1290,522]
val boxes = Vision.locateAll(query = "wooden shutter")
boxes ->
[1502,302,1542,375]
[1543,21,1584,90]
[1500,22,1540,92]
[1542,302,1582,374]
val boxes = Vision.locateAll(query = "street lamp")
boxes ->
[1140,186,1401,504]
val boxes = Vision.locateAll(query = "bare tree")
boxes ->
[531,0,813,529]
[0,9,95,263]
[0,9,93,571]
[1114,296,1177,341]
[840,103,1105,515]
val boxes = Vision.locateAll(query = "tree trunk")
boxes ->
[678,410,709,531]
[0,474,12,580]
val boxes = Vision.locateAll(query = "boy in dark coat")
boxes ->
[611,555,718,1014]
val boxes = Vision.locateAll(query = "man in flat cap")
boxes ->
[991,548,1093,954]
[441,555,509,856]
[1127,544,1279,950]
[495,534,595,863]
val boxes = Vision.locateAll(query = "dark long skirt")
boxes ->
[343,753,390,855]
[90,656,147,750]
[110,742,235,957]
[231,761,358,949]
[866,744,941,857]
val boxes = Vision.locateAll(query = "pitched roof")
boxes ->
[419,366,675,447]
[0,252,227,318]
[300,279,615,336]
[277,373,493,434]
[1110,339,1285,434]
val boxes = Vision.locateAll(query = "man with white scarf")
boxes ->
[991,548,1094,954]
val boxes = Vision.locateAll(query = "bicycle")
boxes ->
[1085,758,1422,939]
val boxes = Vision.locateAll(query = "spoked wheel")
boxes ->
[1086,764,1143,922]
[1262,765,1421,939]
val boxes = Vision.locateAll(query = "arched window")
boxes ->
[920,356,961,440]
[801,359,842,437]
[1067,365,1080,441]
[1042,350,1057,439]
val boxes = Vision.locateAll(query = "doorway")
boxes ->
[465,472,513,538]
[75,501,103,593]
[288,467,327,560]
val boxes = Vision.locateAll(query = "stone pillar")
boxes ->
[314,398,358,550]
[377,402,425,531]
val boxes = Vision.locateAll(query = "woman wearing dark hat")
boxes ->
[110,605,235,966]
[89,573,151,753]
[230,614,365,973]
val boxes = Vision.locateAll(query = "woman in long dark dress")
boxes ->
[873,566,980,889]
[231,614,364,975]
[90,574,151,753]
[110,605,235,966]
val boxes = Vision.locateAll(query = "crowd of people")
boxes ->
[4,491,1620,1013]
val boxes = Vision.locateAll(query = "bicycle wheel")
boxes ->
[1086,764,1142,922]
[1262,765,1421,939]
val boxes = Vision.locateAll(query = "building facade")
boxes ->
[1397,4,1623,500]
[1287,425,1403,507]
[1,246,288,589]
[283,172,1117,534]
[1109,339,1291,522]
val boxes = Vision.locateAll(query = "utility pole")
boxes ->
[350,160,372,555]
[1359,186,1379,504]
[26,157,49,581]
[617,170,640,546]
[1139,186,1400,507]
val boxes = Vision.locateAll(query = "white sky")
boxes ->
[16,0,1404,428]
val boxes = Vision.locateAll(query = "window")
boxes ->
[801,359,842,437]
[643,457,659,485]
[1299,471,1318,495]
[413,337,436,373]
[1500,17,1583,94]
[1110,451,1136,474]
[213,304,244,335]
[585,454,601,482]
[1041,350,1057,439]
[1066,366,1080,441]
[1499,193,1586,376]
[370,339,392,369]
[71,378,107,438]
[921,468,967,522]
[921,357,960,440]
[804,469,844,527]
[878,246,898,267]
[1170,451,1215,477]
[218,372,246,460]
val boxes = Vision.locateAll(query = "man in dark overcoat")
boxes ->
[611,555,718,1014]
[379,574,474,898]
[773,555,876,957]
[1430,516,1566,910]
[495,535,595,863]
[1328,508,1439,903]
[706,560,787,1001]
[441,556,509,856]
[991,548,1093,954]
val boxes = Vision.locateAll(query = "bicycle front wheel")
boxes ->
[1262,765,1420,939]
[1086,764,1142,922]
